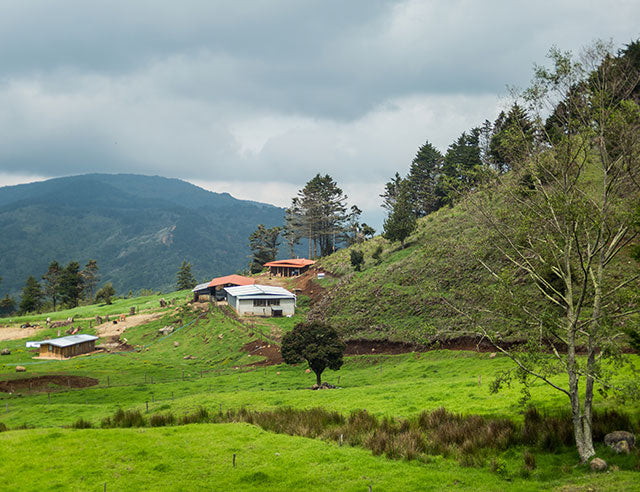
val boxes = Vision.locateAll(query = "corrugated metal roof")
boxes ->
[208,274,255,288]
[39,334,99,348]
[224,284,295,298]
[264,258,315,268]
[192,282,211,292]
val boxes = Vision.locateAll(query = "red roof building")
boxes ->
[192,274,255,301]
[208,274,255,288]
[263,259,315,277]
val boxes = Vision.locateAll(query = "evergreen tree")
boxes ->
[42,260,63,311]
[81,259,100,301]
[248,224,281,273]
[286,174,351,258]
[382,181,416,248]
[350,249,364,271]
[438,128,484,205]
[0,294,16,317]
[489,103,533,172]
[406,140,444,217]
[59,261,83,308]
[19,276,44,313]
[176,260,196,290]
[380,172,403,212]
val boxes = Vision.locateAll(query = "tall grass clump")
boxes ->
[71,418,92,429]
[522,407,572,451]
[232,406,344,439]
[101,408,146,428]
[150,412,176,427]
[0,422,7,432]
[180,406,210,425]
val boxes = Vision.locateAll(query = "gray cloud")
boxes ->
[0,0,638,217]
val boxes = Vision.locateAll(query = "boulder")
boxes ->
[174,341,180,348]
[129,307,136,316]
[589,457,607,472]
[159,298,167,307]
[15,366,26,372]
[489,352,497,358]
[604,431,635,450]
[613,440,630,455]
[1,348,10,356]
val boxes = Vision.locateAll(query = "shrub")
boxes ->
[150,412,175,427]
[71,418,92,429]
[180,406,210,425]
[102,408,146,428]
[522,407,572,451]
[523,449,537,471]
[0,422,7,432]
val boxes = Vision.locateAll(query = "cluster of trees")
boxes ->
[1,259,117,316]
[381,104,534,247]
[248,174,373,271]
[176,260,197,290]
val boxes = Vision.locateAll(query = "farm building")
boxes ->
[31,334,99,359]
[263,258,315,277]
[225,284,296,317]
[192,274,255,301]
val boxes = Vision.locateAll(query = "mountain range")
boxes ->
[0,174,287,297]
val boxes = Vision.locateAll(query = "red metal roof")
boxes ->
[263,259,315,268]
[207,274,256,288]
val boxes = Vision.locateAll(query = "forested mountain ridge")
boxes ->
[0,174,285,296]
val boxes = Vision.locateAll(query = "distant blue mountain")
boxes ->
[0,174,288,297]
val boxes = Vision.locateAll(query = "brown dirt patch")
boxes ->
[346,339,424,355]
[95,312,164,339]
[0,324,45,342]
[0,375,99,393]
[242,339,283,366]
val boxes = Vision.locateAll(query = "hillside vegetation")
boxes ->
[0,173,287,297]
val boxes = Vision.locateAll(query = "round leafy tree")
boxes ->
[281,321,346,386]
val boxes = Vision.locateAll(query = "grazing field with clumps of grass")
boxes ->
[0,295,639,491]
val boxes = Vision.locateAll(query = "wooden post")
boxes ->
[171,392,174,401]
[104,483,107,492]
[369,485,372,492]
[5,402,8,413]
[152,395,154,403]
[233,453,236,467]
[182,370,184,381]
[339,434,343,446]
[200,370,203,378]
[107,376,109,387]
[209,384,211,392]
[478,375,482,387]
[48,392,51,404]
[144,373,147,384]
[219,403,222,416]
[146,401,149,413]
[337,376,341,385]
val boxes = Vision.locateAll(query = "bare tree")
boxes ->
[459,42,640,463]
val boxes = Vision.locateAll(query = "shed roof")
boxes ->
[38,334,99,348]
[224,284,295,299]
[208,274,255,288]
[192,282,211,293]
[264,258,315,268]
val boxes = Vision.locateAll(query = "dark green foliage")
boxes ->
[71,418,93,429]
[380,172,403,212]
[41,261,62,312]
[281,321,346,385]
[371,245,383,264]
[249,224,281,273]
[150,412,176,427]
[19,276,44,314]
[0,422,6,432]
[180,406,209,425]
[522,449,537,471]
[285,174,351,258]
[438,128,484,205]
[175,260,196,291]
[0,294,16,316]
[382,182,416,248]
[59,262,83,308]
[361,223,375,239]
[95,282,116,305]
[349,250,364,271]
[489,104,533,172]
[406,140,443,216]
[80,259,100,301]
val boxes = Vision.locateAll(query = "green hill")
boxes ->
[0,174,287,297]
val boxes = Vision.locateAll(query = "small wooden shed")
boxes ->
[36,334,99,359]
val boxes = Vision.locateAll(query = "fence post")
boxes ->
[171,391,174,401]
[48,392,51,404]
[144,373,147,384]
[146,401,149,413]
[233,453,236,467]
[5,402,8,413]
[107,376,109,387]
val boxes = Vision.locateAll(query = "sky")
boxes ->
[0,0,638,228]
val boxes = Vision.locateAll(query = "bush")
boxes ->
[150,412,175,427]
[180,406,210,425]
[522,407,572,451]
[101,408,146,428]
[0,422,7,432]
[71,418,92,429]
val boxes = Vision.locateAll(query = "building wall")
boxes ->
[38,340,96,359]
[232,297,295,316]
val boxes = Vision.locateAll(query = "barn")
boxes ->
[225,284,296,317]
[192,274,255,301]
[263,258,315,277]
[35,334,99,359]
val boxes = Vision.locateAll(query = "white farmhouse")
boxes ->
[224,284,296,317]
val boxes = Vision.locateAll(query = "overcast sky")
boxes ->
[0,0,638,226]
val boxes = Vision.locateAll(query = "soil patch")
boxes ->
[0,375,99,393]
[95,312,164,339]
[0,324,45,342]
[346,339,424,355]
[242,339,283,366]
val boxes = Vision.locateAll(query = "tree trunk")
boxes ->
[315,370,322,386]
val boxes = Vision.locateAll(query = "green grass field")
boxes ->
[0,298,638,491]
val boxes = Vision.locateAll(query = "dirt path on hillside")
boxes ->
[0,324,45,342]
[95,312,164,338]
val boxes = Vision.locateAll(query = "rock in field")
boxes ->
[1,348,10,356]
[613,440,630,454]
[589,457,607,472]
[174,341,179,348]
[15,366,26,372]
[604,430,635,451]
